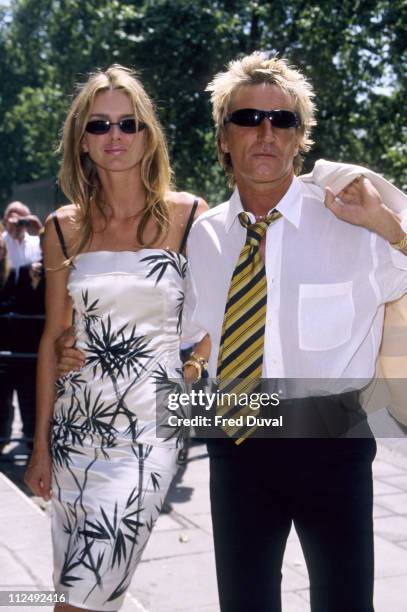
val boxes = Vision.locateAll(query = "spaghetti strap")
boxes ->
[51,211,69,260]
[179,198,199,253]
[51,212,76,325]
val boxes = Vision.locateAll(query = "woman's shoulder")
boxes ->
[44,204,77,236]
[50,203,77,223]
[43,204,78,262]
[166,191,209,222]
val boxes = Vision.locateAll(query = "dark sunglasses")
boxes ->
[85,118,145,135]
[224,108,300,129]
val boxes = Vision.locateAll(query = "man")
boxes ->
[1,202,43,449]
[2,201,42,278]
[183,53,407,612]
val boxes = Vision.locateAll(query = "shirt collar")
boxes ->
[225,175,303,233]
[5,230,29,245]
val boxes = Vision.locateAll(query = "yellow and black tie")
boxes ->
[216,210,282,444]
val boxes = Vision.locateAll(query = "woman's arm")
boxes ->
[183,334,211,382]
[24,213,73,500]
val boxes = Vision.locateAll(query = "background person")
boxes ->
[2,201,43,278]
[0,228,16,314]
[0,227,45,452]
[0,230,16,451]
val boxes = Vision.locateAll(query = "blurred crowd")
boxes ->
[0,201,46,451]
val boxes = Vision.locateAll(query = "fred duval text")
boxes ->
[166,414,284,428]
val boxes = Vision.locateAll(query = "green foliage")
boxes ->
[3,84,65,182]
[0,0,406,206]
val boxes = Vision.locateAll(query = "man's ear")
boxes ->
[219,130,229,154]
[293,133,301,157]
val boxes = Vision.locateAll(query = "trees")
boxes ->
[0,0,406,206]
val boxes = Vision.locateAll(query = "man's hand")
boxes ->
[6,214,23,239]
[325,176,405,244]
[55,326,85,377]
[25,214,43,235]
[29,262,43,289]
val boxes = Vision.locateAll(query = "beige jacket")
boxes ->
[300,160,407,425]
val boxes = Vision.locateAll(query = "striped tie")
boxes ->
[216,210,282,444]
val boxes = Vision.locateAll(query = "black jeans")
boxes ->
[0,361,36,446]
[207,435,376,612]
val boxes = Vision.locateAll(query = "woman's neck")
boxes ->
[97,168,147,219]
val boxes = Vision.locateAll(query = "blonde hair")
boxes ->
[58,64,173,256]
[0,231,11,289]
[206,52,317,183]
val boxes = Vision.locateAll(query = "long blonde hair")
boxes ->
[58,65,173,256]
[0,231,11,289]
[206,52,317,184]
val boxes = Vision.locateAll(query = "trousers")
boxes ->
[207,433,376,612]
[0,361,36,445]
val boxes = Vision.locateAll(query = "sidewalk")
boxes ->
[1,438,407,611]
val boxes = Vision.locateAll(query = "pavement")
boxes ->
[1,409,407,612]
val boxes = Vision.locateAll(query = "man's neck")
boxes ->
[9,231,26,244]
[237,172,294,216]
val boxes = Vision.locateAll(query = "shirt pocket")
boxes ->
[298,281,355,351]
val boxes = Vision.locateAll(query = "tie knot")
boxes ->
[239,210,282,247]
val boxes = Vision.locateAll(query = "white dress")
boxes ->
[51,249,187,610]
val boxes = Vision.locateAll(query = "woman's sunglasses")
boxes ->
[85,118,146,135]
[224,108,300,129]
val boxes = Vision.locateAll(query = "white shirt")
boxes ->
[184,177,407,390]
[2,231,41,276]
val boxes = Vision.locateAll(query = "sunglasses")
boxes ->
[224,108,300,129]
[85,118,145,135]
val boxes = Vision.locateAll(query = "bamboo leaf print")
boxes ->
[140,251,187,284]
[52,259,182,605]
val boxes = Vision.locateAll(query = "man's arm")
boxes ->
[325,177,407,254]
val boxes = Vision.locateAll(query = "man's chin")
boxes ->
[8,231,20,239]
[251,172,290,185]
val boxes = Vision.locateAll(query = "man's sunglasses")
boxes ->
[224,108,300,129]
[85,118,146,135]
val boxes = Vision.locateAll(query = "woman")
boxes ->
[0,230,16,450]
[0,229,16,313]
[24,65,208,611]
